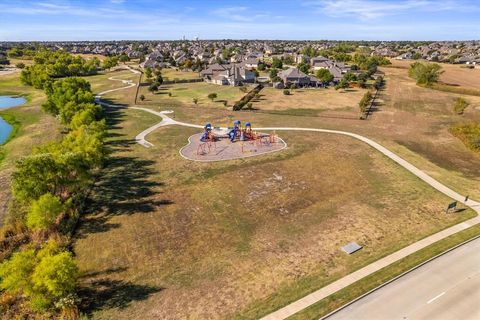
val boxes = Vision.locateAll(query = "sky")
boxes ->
[1,0,480,41]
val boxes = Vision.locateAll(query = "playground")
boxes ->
[180,120,287,161]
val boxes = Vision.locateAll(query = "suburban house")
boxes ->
[243,57,260,69]
[311,57,350,82]
[278,67,321,87]
[200,63,255,86]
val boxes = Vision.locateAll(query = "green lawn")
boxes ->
[139,82,246,109]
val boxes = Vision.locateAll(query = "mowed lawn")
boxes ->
[139,82,245,109]
[73,104,475,319]
[161,68,201,81]
[251,87,366,115]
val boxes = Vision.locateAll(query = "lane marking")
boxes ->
[427,292,445,304]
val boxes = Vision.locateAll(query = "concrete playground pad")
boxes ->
[180,131,287,162]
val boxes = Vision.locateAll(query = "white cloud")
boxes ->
[212,6,253,22]
[304,0,479,20]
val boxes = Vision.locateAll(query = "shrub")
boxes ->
[26,194,63,231]
[16,62,25,69]
[454,97,469,115]
[192,98,198,105]
[139,94,145,101]
[450,122,480,152]
[408,62,443,85]
[283,89,290,95]
[207,93,217,101]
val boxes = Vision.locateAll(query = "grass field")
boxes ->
[73,102,475,318]
[161,68,201,81]
[2,64,479,318]
[138,82,245,109]
[389,59,480,90]
[250,87,366,116]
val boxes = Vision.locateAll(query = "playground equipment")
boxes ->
[200,123,215,142]
[196,120,280,156]
[197,123,217,155]
[228,120,241,142]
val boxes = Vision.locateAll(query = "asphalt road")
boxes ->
[326,237,480,320]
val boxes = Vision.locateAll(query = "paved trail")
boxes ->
[97,68,480,320]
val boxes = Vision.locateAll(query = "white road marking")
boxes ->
[427,292,445,304]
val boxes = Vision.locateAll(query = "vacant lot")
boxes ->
[251,87,366,115]
[138,82,245,109]
[74,103,475,319]
[389,59,480,90]
[162,68,201,81]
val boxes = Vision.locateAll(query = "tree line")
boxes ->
[20,50,100,89]
[0,51,108,318]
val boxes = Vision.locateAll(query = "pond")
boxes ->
[0,95,26,144]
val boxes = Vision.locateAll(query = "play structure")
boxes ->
[180,120,286,162]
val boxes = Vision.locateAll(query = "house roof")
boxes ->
[279,67,308,79]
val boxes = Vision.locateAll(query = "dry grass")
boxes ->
[161,68,201,81]
[74,110,475,319]
[389,59,480,90]
[251,87,366,115]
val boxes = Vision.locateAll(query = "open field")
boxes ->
[388,59,480,91]
[2,64,479,318]
[82,69,141,95]
[0,72,62,225]
[161,68,201,81]
[251,87,366,115]
[138,82,245,109]
[74,102,475,319]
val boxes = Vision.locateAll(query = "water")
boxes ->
[0,96,26,144]
[0,96,26,109]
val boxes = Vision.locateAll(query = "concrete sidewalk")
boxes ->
[97,75,480,320]
[259,215,480,320]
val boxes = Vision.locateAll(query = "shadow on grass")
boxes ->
[79,276,163,314]
[76,102,173,238]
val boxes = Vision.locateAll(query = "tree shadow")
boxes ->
[78,268,163,315]
[76,102,173,238]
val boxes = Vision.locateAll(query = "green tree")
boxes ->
[31,251,78,310]
[335,79,349,90]
[0,248,37,296]
[26,193,64,231]
[42,77,94,121]
[298,62,309,74]
[148,82,159,94]
[374,76,384,90]
[315,69,334,84]
[271,57,283,69]
[192,98,198,105]
[408,62,443,85]
[144,67,153,79]
[207,93,217,101]
[118,54,130,63]
[102,56,119,70]
[16,62,25,69]
[139,94,145,101]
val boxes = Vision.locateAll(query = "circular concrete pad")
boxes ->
[180,132,287,162]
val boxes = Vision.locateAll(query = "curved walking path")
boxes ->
[96,67,480,320]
